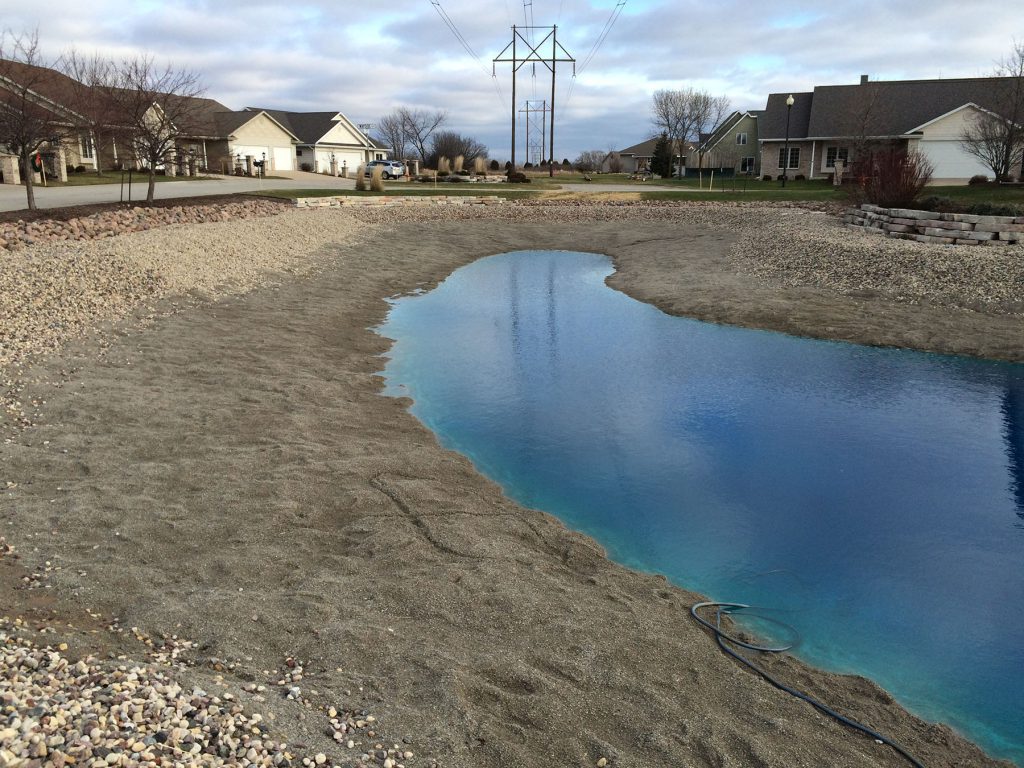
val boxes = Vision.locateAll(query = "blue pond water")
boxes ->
[378,250,1024,764]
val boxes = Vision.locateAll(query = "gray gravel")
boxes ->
[732,214,1024,314]
[1,206,361,433]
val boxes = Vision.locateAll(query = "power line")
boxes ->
[429,1,506,109]
[577,0,627,74]
[430,1,484,65]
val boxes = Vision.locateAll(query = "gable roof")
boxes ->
[176,96,234,136]
[615,137,659,156]
[700,110,759,152]
[761,76,1022,141]
[246,107,375,147]
[209,109,298,141]
[758,92,814,140]
[0,58,87,124]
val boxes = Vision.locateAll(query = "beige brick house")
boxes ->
[248,109,387,175]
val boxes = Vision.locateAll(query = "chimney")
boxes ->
[860,74,869,85]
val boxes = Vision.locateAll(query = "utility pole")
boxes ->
[495,25,574,177]
[519,100,548,167]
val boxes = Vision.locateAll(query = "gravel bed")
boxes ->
[0,199,289,251]
[1,207,362,433]
[732,215,1024,313]
[0,627,420,768]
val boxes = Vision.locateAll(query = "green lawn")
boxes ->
[921,183,1024,209]
[51,173,216,186]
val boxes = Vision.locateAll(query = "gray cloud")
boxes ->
[2,0,1018,160]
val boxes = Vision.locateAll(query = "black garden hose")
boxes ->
[690,601,925,768]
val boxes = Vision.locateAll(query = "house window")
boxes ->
[740,156,756,173]
[825,146,849,168]
[778,147,800,170]
[736,132,747,145]
[375,153,383,160]
[80,133,94,159]
[296,149,303,156]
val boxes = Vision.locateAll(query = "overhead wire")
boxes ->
[576,0,626,74]
[562,0,626,115]
[429,1,507,109]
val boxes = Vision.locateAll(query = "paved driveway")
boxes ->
[0,171,357,213]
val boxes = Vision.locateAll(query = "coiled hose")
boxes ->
[690,601,925,768]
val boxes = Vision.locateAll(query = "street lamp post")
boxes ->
[781,94,795,188]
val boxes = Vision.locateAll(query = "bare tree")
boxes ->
[691,93,731,170]
[959,41,1024,181]
[398,107,446,166]
[606,148,623,173]
[652,87,730,176]
[0,29,71,210]
[106,55,205,201]
[651,89,693,178]
[573,150,605,173]
[375,110,409,161]
[57,48,122,176]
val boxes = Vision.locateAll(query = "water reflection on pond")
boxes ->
[379,249,1024,764]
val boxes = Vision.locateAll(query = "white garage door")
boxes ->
[917,139,990,181]
[272,146,294,171]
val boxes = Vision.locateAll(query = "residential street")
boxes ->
[0,170,355,212]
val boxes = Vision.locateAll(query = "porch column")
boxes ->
[0,155,20,184]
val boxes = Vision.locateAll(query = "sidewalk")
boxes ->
[0,171,356,213]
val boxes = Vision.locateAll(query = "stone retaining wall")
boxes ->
[844,204,1024,245]
[293,195,507,208]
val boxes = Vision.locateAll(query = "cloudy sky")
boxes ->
[1,0,1019,161]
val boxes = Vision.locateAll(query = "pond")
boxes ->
[377,249,1024,765]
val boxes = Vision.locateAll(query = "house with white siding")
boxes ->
[247,109,387,175]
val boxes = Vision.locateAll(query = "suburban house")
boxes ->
[601,136,688,175]
[175,103,300,174]
[0,60,99,183]
[1,57,385,183]
[247,109,388,175]
[602,137,657,173]
[758,75,1024,184]
[697,110,762,175]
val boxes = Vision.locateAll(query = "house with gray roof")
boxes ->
[759,75,1024,184]
[601,136,689,175]
[698,110,763,175]
[177,107,299,174]
[247,109,387,175]
[601,137,657,173]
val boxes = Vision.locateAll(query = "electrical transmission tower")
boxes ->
[519,100,548,167]
[494,25,575,177]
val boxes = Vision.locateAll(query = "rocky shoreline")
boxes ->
[1,199,1021,767]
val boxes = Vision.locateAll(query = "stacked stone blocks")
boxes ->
[843,204,1024,246]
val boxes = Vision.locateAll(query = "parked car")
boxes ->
[364,160,406,179]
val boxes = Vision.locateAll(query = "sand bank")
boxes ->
[1,204,1019,767]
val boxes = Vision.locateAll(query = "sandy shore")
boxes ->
[2,203,1021,767]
